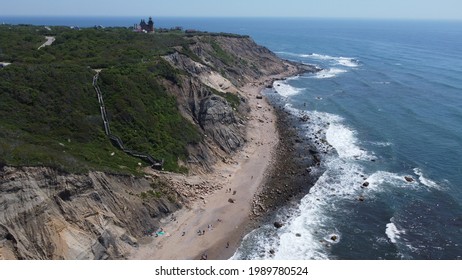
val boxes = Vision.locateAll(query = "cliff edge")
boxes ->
[0,26,315,259]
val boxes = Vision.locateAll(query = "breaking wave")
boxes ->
[272,80,304,97]
[386,221,405,244]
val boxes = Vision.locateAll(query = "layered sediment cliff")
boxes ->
[0,166,180,259]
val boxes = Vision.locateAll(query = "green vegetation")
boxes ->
[140,180,177,203]
[99,62,200,172]
[205,84,241,109]
[217,92,241,109]
[0,25,210,174]
[0,63,143,173]
[0,25,45,62]
[201,38,235,66]
[140,189,163,200]
[1,25,193,67]
[0,24,247,174]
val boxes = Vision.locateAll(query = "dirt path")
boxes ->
[38,36,55,50]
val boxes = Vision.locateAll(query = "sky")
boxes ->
[1,0,461,20]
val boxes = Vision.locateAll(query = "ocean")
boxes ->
[230,18,462,260]
[2,16,462,260]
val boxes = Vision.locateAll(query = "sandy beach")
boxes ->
[129,64,300,260]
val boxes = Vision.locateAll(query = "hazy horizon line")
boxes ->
[2,15,462,22]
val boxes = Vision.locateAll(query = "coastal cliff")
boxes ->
[0,166,181,259]
[161,35,302,170]
[0,25,317,259]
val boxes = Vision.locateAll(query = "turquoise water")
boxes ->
[3,16,462,259]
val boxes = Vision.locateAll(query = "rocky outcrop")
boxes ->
[162,52,238,94]
[190,36,291,87]
[160,74,245,172]
[162,35,307,171]
[198,95,244,154]
[0,167,180,259]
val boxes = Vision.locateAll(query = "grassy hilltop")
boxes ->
[0,25,238,174]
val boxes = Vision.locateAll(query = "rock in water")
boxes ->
[274,221,284,228]
[404,176,414,182]
[362,181,369,187]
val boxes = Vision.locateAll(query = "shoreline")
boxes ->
[251,95,323,219]
[128,63,306,260]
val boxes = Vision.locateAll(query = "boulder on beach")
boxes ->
[300,115,310,122]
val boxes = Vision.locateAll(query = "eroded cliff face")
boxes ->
[0,35,304,259]
[162,52,246,171]
[163,35,302,172]
[190,36,293,87]
[0,167,180,259]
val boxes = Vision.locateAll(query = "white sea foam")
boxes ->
[300,53,335,60]
[234,108,371,260]
[273,214,330,260]
[231,227,281,260]
[286,75,301,81]
[300,53,359,67]
[271,107,371,259]
[324,116,375,160]
[363,171,421,193]
[276,52,360,68]
[312,68,347,79]
[337,57,359,67]
[232,107,416,260]
[386,222,405,244]
[273,80,304,97]
[274,109,427,259]
[413,168,443,190]
[271,156,369,259]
